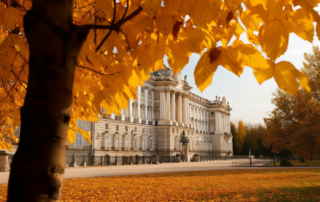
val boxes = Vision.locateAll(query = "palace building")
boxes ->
[66,67,233,161]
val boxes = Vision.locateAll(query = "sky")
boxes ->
[165,33,320,125]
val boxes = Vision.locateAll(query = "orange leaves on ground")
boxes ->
[1,169,320,201]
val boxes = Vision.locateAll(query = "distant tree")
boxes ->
[264,46,320,158]
[230,122,238,154]
[237,120,246,152]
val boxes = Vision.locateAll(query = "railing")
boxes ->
[148,121,152,125]
[115,116,121,121]
[125,118,130,122]
[66,145,91,150]
[142,120,146,124]
[66,154,239,167]
[232,156,320,167]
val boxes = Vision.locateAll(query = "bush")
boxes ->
[280,160,293,166]
[299,158,305,162]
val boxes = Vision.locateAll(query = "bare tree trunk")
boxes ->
[7,0,88,201]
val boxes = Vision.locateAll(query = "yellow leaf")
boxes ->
[194,48,220,92]
[259,20,289,61]
[67,129,76,145]
[11,35,29,58]
[189,0,221,28]
[141,0,161,17]
[0,35,13,53]
[156,9,176,37]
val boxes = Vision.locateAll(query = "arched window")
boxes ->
[149,139,152,148]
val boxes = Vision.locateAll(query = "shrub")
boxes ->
[299,158,305,162]
[280,160,293,166]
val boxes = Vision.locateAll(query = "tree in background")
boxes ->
[230,122,238,154]
[264,46,320,158]
[237,120,246,153]
[0,0,318,200]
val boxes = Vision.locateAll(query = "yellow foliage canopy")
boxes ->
[0,0,319,148]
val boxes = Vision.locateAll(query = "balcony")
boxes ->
[125,118,130,122]
[66,145,91,150]
[142,120,146,124]
[148,121,152,125]
[115,116,121,121]
[134,119,139,123]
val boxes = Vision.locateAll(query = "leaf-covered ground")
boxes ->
[0,169,319,201]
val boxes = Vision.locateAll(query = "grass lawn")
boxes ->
[0,169,319,201]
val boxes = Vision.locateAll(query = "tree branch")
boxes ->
[77,64,105,75]
[81,6,142,31]
[95,0,117,51]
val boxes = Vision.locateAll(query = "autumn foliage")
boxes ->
[0,0,318,149]
[263,46,320,158]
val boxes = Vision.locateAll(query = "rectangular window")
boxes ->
[116,137,119,148]
[125,126,128,131]
[134,139,137,148]
[77,120,82,127]
[116,125,119,130]
[211,112,214,116]
[142,128,144,133]
[141,87,144,93]
[105,124,108,130]
[125,137,128,148]
[105,138,109,147]
[142,139,145,149]
[150,140,152,148]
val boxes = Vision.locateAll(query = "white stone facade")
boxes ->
[67,67,233,159]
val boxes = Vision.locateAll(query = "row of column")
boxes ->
[158,90,189,126]
[190,105,209,134]
[125,86,155,124]
[214,112,230,133]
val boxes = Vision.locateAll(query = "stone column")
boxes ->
[215,112,220,133]
[137,86,141,123]
[111,113,115,119]
[151,89,155,124]
[145,87,148,124]
[121,109,125,121]
[193,106,195,129]
[166,90,172,125]
[171,91,177,126]
[178,93,184,126]
[129,99,133,122]
[158,90,166,125]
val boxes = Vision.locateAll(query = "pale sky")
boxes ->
[166,34,320,125]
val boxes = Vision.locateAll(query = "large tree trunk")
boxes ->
[7,0,88,201]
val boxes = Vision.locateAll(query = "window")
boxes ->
[211,112,214,116]
[75,134,83,146]
[125,137,128,148]
[141,87,144,93]
[176,140,179,148]
[105,124,108,130]
[116,137,119,148]
[134,139,137,148]
[150,139,152,148]
[142,139,145,149]
[125,126,128,131]
[105,138,109,147]
[116,125,119,130]
[148,90,151,96]
[77,120,82,127]
[142,128,144,133]
[141,110,145,120]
